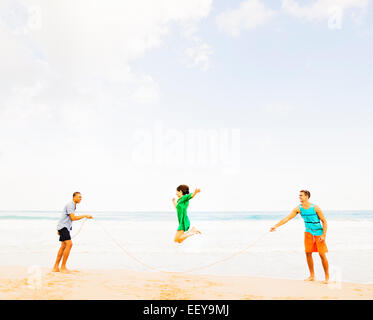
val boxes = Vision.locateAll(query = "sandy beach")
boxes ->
[0,266,372,300]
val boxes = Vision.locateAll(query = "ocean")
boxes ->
[0,210,372,284]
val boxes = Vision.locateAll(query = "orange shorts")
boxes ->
[304,232,328,253]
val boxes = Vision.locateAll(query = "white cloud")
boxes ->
[185,42,213,72]
[0,0,213,130]
[179,4,213,72]
[0,0,214,210]
[216,0,275,37]
[131,76,160,104]
[282,0,369,29]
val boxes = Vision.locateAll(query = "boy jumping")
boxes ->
[172,185,201,243]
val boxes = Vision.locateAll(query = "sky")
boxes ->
[0,0,372,212]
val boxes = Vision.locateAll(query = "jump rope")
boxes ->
[71,217,270,274]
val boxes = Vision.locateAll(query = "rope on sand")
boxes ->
[94,219,165,272]
[93,218,270,274]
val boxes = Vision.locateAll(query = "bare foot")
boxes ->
[51,267,60,272]
[189,227,201,235]
[322,275,329,284]
[61,268,79,274]
[60,267,72,273]
[304,276,315,281]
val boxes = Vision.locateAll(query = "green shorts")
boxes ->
[177,214,190,232]
[177,224,190,232]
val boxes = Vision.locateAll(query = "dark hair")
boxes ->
[300,190,311,199]
[73,192,81,198]
[177,185,189,195]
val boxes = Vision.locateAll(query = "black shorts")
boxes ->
[58,227,71,242]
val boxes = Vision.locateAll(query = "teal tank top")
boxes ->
[299,203,323,236]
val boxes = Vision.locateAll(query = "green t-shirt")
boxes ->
[176,194,192,231]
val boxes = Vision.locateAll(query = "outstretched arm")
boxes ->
[191,188,201,199]
[69,213,93,221]
[176,188,201,206]
[315,205,327,242]
[270,207,299,232]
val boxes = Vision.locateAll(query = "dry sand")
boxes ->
[0,266,372,300]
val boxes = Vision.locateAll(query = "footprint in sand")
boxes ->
[206,280,220,287]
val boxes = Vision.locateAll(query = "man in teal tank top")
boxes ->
[270,190,329,283]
